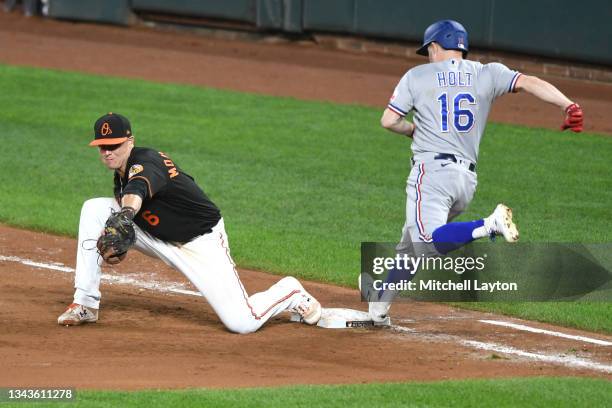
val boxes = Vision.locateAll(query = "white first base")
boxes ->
[290,307,391,329]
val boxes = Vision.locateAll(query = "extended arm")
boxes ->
[381,108,416,137]
[121,194,143,214]
[515,75,583,132]
[515,75,572,109]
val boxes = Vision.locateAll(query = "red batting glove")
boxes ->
[561,103,583,133]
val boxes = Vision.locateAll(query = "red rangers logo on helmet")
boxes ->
[457,36,465,49]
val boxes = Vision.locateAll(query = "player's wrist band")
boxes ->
[120,207,136,220]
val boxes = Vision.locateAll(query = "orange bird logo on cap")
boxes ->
[101,122,113,136]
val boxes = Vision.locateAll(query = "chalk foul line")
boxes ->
[0,254,201,297]
[479,319,612,346]
[461,339,612,374]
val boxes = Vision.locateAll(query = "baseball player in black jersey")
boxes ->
[58,113,322,332]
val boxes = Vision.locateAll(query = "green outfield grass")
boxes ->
[0,65,610,333]
[3,378,611,408]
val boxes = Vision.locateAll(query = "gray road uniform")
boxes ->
[387,58,521,254]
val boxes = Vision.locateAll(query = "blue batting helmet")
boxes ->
[416,20,469,56]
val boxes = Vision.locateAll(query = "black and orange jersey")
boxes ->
[114,147,221,243]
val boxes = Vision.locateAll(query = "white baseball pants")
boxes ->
[73,197,310,334]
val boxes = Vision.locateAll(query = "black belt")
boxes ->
[434,153,476,172]
[411,154,476,171]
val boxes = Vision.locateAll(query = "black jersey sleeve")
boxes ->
[122,178,149,200]
[123,160,169,199]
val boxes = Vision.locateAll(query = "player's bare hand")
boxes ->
[561,103,583,133]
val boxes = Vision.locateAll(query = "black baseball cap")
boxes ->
[90,112,132,146]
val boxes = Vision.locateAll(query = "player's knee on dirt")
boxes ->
[221,318,259,335]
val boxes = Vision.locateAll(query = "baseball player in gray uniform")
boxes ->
[369,19,584,321]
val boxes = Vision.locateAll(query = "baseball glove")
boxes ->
[97,207,136,264]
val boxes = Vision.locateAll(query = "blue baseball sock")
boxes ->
[431,219,484,254]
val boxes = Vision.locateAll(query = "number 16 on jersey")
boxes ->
[437,92,476,133]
